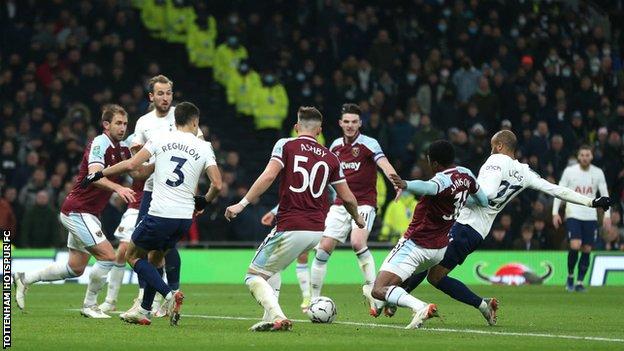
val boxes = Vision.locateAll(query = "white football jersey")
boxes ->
[144,130,216,219]
[457,153,593,238]
[133,106,204,192]
[552,164,610,221]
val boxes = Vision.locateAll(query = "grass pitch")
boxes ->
[12,284,624,350]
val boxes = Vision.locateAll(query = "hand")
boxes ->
[389,174,407,190]
[592,196,612,211]
[80,171,104,188]
[552,214,562,229]
[261,211,276,226]
[393,187,403,202]
[603,217,612,232]
[194,195,209,212]
[354,214,366,229]
[225,203,244,222]
[116,187,136,203]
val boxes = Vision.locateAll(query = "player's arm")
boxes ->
[376,154,402,200]
[552,169,569,229]
[224,159,282,221]
[529,173,612,210]
[597,170,612,231]
[82,148,152,187]
[194,165,223,214]
[466,187,489,207]
[261,204,279,226]
[86,163,136,203]
[333,181,365,228]
[390,174,442,196]
[128,163,155,180]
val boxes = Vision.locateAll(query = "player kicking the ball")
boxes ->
[13,105,136,318]
[400,130,612,325]
[81,102,222,326]
[310,103,399,316]
[370,140,487,329]
[225,106,364,332]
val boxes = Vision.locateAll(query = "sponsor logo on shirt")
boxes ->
[574,185,593,195]
[485,165,501,171]
[341,161,361,171]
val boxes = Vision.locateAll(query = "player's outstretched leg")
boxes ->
[245,272,291,332]
[295,252,311,312]
[13,261,81,310]
[310,241,333,298]
[427,265,497,326]
[262,273,282,321]
[371,271,438,329]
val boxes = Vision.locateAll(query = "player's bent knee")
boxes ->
[319,237,337,253]
[426,274,441,287]
[371,286,386,301]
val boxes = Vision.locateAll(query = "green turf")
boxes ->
[11,284,624,350]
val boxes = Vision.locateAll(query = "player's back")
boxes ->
[271,135,344,232]
[458,153,537,237]
[406,166,479,249]
[147,130,216,219]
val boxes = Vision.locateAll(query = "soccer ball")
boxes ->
[306,296,337,323]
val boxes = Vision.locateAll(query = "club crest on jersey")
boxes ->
[95,230,103,237]
[351,147,360,157]
[118,227,124,233]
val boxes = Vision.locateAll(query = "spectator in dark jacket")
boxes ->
[18,190,61,247]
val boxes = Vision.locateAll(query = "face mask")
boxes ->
[443,8,451,17]
[440,69,449,78]
[438,23,447,32]
[510,28,519,37]
[302,88,311,97]
[296,72,306,82]
[229,15,239,24]
[227,37,239,47]
[603,49,611,56]
[468,27,478,35]
[407,73,417,83]
[581,25,589,34]
[264,75,275,84]
[238,63,249,74]
[562,68,571,77]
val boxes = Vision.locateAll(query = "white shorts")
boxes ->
[114,208,139,242]
[379,237,447,281]
[323,205,376,243]
[60,212,108,253]
[249,229,322,276]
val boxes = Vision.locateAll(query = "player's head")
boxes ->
[295,106,323,137]
[148,75,173,115]
[577,145,593,168]
[101,104,128,142]
[426,140,455,172]
[490,130,517,157]
[339,103,362,139]
[174,101,200,134]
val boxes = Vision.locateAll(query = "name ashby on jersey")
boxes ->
[301,143,327,157]
[161,142,201,161]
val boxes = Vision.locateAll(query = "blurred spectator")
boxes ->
[378,191,418,244]
[18,167,52,209]
[18,190,61,248]
[513,223,541,251]
[0,184,17,238]
[482,224,511,250]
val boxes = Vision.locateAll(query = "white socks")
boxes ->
[385,285,426,311]
[245,274,286,321]
[355,247,376,286]
[84,261,114,307]
[311,249,330,298]
[104,264,126,304]
[24,262,78,284]
[295,263,311,299]
[262,273,282,321]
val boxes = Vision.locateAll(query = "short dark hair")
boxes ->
[174,102,200,126]
[101,104,127,123]
[577,144,593,155]
[340,103,361,117]
[427,140,455,167]
[521,223,534,233]
[297,106,323,123]
[148,74,173,93]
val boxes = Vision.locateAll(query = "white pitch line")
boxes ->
[66,309,624,343]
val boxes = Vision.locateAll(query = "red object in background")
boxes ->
[182,216,199,243]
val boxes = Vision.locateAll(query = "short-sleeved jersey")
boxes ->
[329,133,385,207]
[553,164,610,221]
[144,130,216,219]
[133,106,204,192]
[61,134,131,216]
[271,135,345,232]
[405,167,480,249]
[458,153,565,238]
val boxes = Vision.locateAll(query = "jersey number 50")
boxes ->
[289,155,329,198]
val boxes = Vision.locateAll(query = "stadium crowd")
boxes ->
[1,0,623,250]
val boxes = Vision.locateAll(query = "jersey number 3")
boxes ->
[166,156,187,187]
[289,155,330,198]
